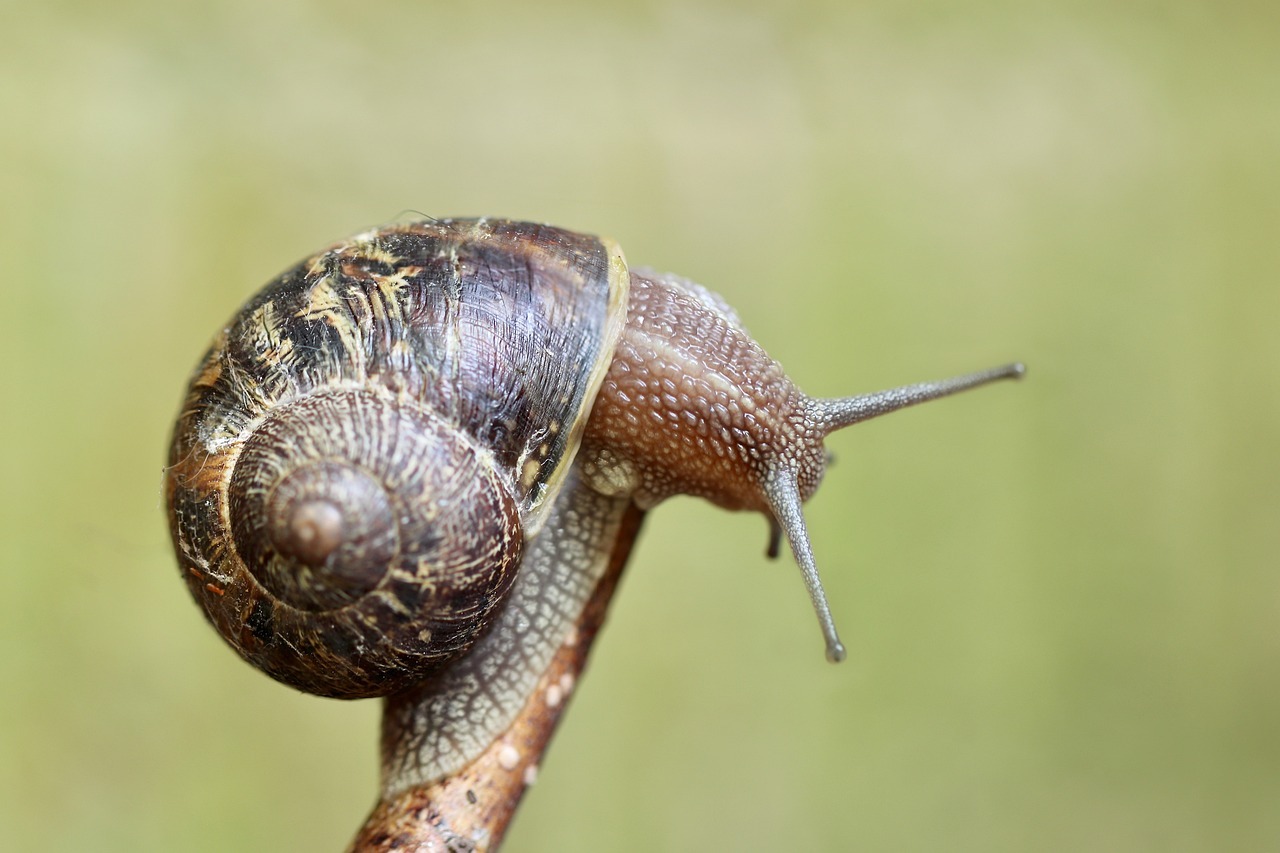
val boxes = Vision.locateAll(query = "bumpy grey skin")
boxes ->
[581,269,1025,663]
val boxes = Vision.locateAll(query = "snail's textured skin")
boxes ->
[580,269,824,513]
[166,219,629,699]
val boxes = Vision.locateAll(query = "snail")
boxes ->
[165,217,1022,807]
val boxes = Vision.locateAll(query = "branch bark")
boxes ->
[349,503,646,852]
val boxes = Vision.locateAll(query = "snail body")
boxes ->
[166,217,1022,791]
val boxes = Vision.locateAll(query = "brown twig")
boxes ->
[349,503,646,852]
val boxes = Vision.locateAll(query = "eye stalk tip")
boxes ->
[826,641,847,663]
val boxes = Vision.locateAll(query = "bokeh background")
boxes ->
[3,1,1277,850]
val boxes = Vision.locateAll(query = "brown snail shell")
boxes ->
[166,219,629,698]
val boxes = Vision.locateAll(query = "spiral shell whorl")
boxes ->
[233,446,397,613]
[257,461,393,602]
[195,387,523,698]
[167,218,629,700]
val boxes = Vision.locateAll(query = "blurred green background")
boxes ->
[3,0,1277,850]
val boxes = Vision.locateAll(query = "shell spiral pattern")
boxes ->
[166,219,629,698]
